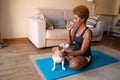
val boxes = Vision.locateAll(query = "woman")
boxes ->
[53,5,92,70]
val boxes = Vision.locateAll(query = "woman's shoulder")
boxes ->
[86,27,92,34]
[84,27,92,37]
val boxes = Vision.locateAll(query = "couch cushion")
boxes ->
[37,8,66,29]
[46,29,67,40]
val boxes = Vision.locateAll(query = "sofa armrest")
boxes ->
[28,18,46,48]
[96,21,104,35]
[91,21,104,41]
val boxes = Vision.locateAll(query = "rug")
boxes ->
[34,50,119,80]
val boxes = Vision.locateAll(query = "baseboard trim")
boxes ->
[3,37,29,42]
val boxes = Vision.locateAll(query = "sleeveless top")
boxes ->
[73,27,92,57]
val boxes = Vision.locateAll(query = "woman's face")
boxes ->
[73,14,84,27]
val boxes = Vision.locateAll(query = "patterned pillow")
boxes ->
[46,21,54,30]
[86,16,99,28]
[35,12,45,20]
[44,16,54,30]
[35,12,54,30]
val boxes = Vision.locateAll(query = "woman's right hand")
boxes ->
[66,23,73,31]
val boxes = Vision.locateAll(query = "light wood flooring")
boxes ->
[0,34,120,80]
[91,34,120,51]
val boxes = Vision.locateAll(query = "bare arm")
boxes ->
[66,23,73,44]
[67,30,72,44]
[67,29,92,56]
[66,24,77,44]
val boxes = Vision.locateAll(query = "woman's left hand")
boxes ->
[60,50,68,57]
[66,52,73,56]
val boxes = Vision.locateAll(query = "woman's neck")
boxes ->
[79,23,86,29]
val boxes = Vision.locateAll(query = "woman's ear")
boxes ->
[81,18,85,22]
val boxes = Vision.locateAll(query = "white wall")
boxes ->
[95,0,120,31]
[1,0,119,39]
[0,0,1,31]
[1,0,93,39]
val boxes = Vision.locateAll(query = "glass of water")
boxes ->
[67,21,74,28]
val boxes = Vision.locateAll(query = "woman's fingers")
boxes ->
[66,24,73,31]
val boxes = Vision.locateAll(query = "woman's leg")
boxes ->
[69,56,88,70]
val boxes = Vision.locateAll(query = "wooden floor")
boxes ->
[91,34,120,51]
[0,34,120,80]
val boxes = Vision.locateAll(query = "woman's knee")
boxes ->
[69,56,88,70]
[69,61,81,70]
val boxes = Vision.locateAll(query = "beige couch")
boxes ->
[28,8,104,48]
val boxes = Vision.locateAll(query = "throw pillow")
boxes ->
[35,12,45,20]
[86,16,99,28]
[44,16,54,30]
[35,12,54,30]
[46,21,54,30]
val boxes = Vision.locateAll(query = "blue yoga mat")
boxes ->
[35,50,119,80]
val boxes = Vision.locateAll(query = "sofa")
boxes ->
[28,8,104,48]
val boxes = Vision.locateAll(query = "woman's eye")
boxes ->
[74,18,77,20]
[74,17,80,20]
